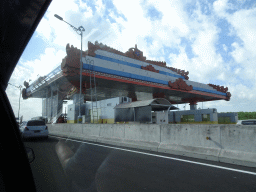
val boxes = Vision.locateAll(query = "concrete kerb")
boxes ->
[219,149,256,167]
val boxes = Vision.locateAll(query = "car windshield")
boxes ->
[27,120,46,126]
[5,0,256,192]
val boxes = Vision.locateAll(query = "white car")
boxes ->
[20,120,48,139]
[237,119,256,125]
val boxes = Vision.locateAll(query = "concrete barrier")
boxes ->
[122,124,160,151]
[218,125,256,167]
[48,123,256,168]
[96,124,160,151]
[82,124,101,142]
[97,124,125,146]
[48,123,65,137]
[158,124,221,161]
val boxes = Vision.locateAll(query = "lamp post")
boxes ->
[54,14,85,123]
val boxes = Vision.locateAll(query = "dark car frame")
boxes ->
[0,0,52,191]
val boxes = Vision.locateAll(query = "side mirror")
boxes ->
[26,147,35,163]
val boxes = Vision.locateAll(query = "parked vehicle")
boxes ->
[237,119,256,125]
[20,120,48,139]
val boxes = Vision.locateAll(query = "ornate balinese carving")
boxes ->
[226,92,231,101]
[141,65,159,73]
[88,41,125,57]
[23,81,29,88]
[22,88,28,99]
[168,78,193,91]
[125,44,146,61]
[62,44,87,76]
[208,83,231,100]
[208,83,228,93]
[62,43,87,70]
[168,67,189,80]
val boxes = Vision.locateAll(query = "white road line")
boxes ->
[50,135,256,176]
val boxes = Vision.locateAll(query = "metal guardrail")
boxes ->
[27,65,62,94]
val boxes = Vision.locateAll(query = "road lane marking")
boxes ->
[50,135,256,176]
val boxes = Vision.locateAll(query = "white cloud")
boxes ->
[168,46,189,68]
[166,1,256,114]
[228,9,256,55]
[110,0,193,61]
[212,0,256,83]
[223,44,227,51]
[230,42,245,63]
[6,47,66,120]
[169,2,224,83]
[24,48,66,82]
[36,17,52,40]
[6,64,42,121]
[111,0,152,51]
[234,68,241,75]
[156,0,190,37]
[213,0,229,17]
[95,0,105,15]
[234,84,254,99]
[47,0,79,16]
[226,8,256,81]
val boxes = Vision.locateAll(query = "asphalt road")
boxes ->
[24,137,70,192]
[23,136,256,192]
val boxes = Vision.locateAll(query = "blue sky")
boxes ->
[6,0,256,120]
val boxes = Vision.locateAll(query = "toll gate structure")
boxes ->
[22,41,231,123]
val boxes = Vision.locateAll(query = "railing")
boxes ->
[50,100,63,123]
[27,65,62,94]
[51,111,63,124]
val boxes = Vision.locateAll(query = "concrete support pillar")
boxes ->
[128,92,137,102]
[46,88,50,122]
[50,86,53,121]
[56,89,58,118]
[189,101,197,110]
[73,93,84,105]
[45,92,47,118]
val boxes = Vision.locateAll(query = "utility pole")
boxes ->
[8,83,22,120]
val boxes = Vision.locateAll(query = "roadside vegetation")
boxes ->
[219,112,256,120]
